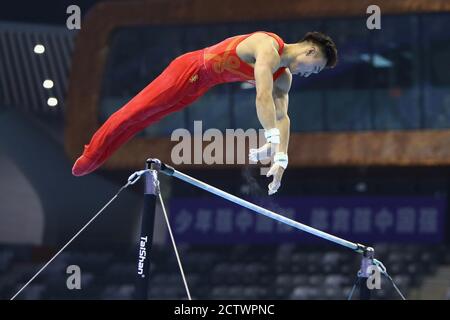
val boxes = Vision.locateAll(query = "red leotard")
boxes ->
[72,31,286,176]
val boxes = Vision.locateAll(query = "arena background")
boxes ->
[1,0,450,300]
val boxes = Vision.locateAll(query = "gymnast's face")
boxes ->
[291,46,327,77]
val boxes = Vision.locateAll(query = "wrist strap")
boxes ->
[274,152,288,169]
[264,128,280,144]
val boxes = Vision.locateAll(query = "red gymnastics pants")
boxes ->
[72,50,212,176]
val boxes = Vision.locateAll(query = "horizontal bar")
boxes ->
[157,161,362,252]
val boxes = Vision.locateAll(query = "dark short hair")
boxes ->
[299,31,338,68]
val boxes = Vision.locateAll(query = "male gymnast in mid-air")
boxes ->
[72,31,338,195]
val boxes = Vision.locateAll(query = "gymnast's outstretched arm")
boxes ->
[251,44,291,195]
[253,42,280,132]
[273,68,292,155]
[266,69,292,195]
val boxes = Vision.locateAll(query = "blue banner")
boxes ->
[169,196,446,244]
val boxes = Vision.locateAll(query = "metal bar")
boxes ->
[17,32,39,111]
[47,33,65,106]
[0,32,12,106]
[27,32,46,110]
[7,31,30,107]
[157,161,362,252]
[1,32,22,106]
[135,170,157,299]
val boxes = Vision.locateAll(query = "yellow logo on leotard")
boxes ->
[204,37,253,80]
[189,74,199,83]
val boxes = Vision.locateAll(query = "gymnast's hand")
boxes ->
[266,162,285,195]
[266,152,288,195]
[249,143,276,162]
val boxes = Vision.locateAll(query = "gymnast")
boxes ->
[72,31,338,195]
